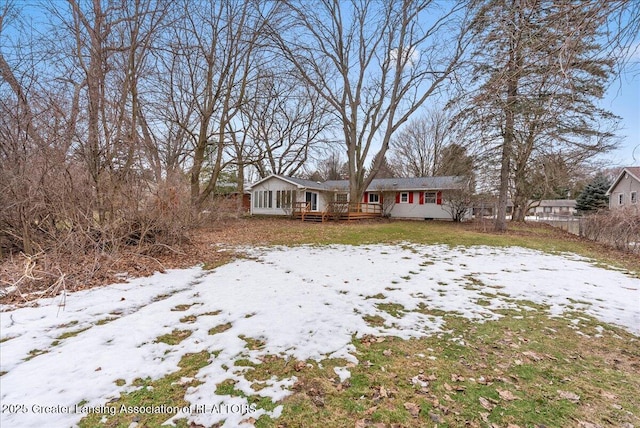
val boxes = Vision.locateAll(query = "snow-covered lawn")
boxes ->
[1,244,638,427]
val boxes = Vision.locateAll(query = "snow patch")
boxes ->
[1,244,638,427]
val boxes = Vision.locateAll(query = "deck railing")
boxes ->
[294,201,382,221]
[293,201,311,214]
[350,203,382,214]
[327,202,382,219]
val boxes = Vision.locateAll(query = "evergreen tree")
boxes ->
[435,144,474,178]
[370,153,396,179]
[575,174,611,213]
[458,1,622,229]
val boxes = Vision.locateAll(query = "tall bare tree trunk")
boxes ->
[495,50,519,232]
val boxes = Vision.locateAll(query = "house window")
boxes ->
[336,193,348,203]
[368,193,380,204]
[275,190,293,209]
[424,191,436,204]
[305,191,318,211]
[618,193,624,205]
[254,190,273,208]
[543,206,552,213]
[400,192,409,203]
[632,192,637,204]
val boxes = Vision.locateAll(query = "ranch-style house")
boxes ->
[247,174,471,222]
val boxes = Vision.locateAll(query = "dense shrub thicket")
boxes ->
[580,208,640,254]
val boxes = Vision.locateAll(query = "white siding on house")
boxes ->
[528,200,576,217]
[302,190,332,212]
[247,175,471,220]
[250,177,299,216]
[248,176,332,215]
[389,191,452,219]
[608,168,640,211]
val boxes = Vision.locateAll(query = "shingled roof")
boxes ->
[248,174,468,192]
[606,166,640,195]
[323,176,467,191]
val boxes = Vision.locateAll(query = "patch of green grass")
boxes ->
[202,259,234,270]
[55,327,91,341]
[239,335,265,350]
[179,315,197,323]
[151,293,173,303]
[58,220,640,427]
[78,351,210,428]
[413,303,451,317]
[365,293,386,300]
[479,291,498,298]
[155,329,192,346]
[208,322,232,335]
[234,358,255,367]
[57,320,79,328]
[363,314,385,327]
[24,348,48,361]
[375,303,406,318]
[199,310,222,316]
[234,218,639,275]
[253,301,639,428]
[95,317,117,326]
[215,378,241,396]
[215,378,279,414]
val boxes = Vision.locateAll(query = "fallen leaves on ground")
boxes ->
[522,350,543,361]
[479,396,494,411]
[403,402,420,418]
[497,388,519,401]
[557,390,581,402]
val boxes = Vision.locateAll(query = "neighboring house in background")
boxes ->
[472,197,576,219]
[246,174,471,220]
[528,199,577,218]
[607,167,640,211]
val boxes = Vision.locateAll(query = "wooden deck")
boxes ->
[293,202,382,222]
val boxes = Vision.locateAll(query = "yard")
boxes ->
[1,219,639,428]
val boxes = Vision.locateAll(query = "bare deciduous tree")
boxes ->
[309,150,348,181]
[162,0,275,211]
[389,108,453,177]
[239,67,334,179]
[273,0,471,203]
